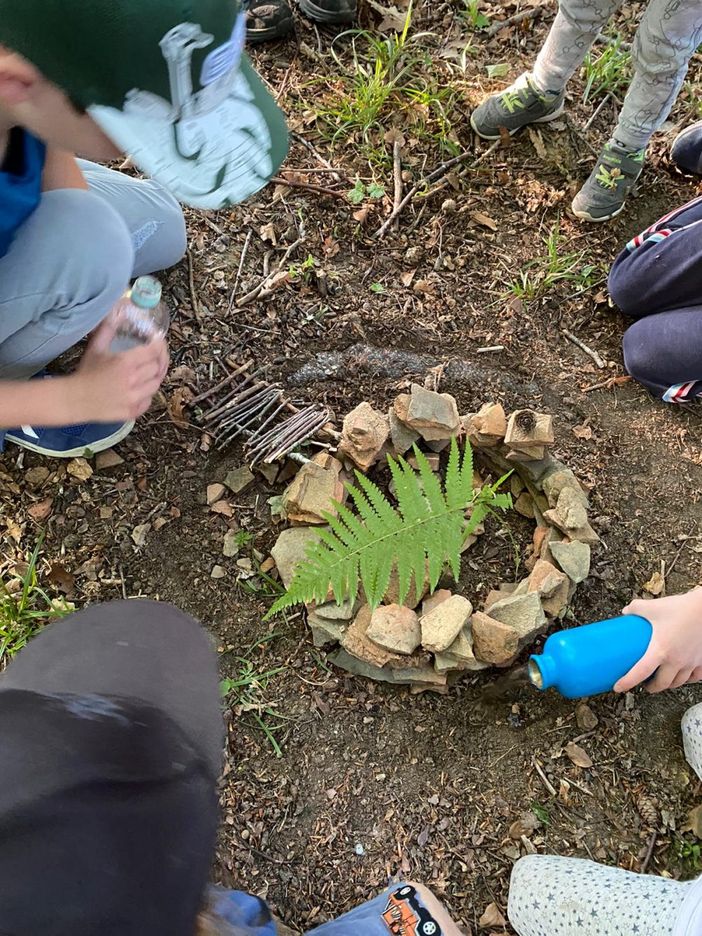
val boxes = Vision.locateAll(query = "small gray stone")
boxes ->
[270,527,325,588]
[549,541,591,584]
[434,625,489,673]
[405,383,460,442]
[367,605,421,655]
[224,466,255,494]
[307,611,347,648]
[211,565,227,579]
[421,595,473,653]
[541,466,588,508]
[388,407,420,455]
[312,597,357,621]
[488,592,546,646]
[223,529,241,558]
[329,649,447,688]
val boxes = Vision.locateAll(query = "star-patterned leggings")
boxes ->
[507,702,702,936]
[531,0,702,150]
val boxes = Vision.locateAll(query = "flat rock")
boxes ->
[404,383,460,442]
[421,589,452,617]
[488,592,547,646]
[471,610,520,666]
[224,465,255,494]
[549,540,591,584]
[541,466,588,509]
[541,577,571,618]
[463,402,507,448]
[434,625,489,673]
[514,492,535,518]
[421,594,473,653]
[282,454,344,524]
[207,482,226,505]
[307,611,347,648]
[367,604,421,655]
[527,559,568,599]
[388,404,420,455]
[484,582,519,612]
[330,649,448,689]
[309,597,357,621]
[271,526,325,588]
[223,529,241,558]
[342,606,406,668]
[339,402,389,471]
[505,410,554,448]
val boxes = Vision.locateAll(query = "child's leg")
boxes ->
[614,0,702,151]
[75,162,186,277]
[533,0,623,92]
[682,703,702,779]
[0,169,186,381]
[508,854,690,936]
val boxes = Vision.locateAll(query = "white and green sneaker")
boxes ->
[470,72,565,140]
[571,141,645,222]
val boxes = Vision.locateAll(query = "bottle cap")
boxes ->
[131,276,162,310]
[528,653,556,691]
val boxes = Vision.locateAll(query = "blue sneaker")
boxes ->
[671,121,702,175]
[4,419,134,457]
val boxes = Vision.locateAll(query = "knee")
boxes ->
[508,856,546,931]
[621,320,651,383]
[132,183,187,274]
[608,255,637,315]
[682,704,702,777]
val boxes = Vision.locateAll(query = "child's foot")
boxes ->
[4,420,134,458]
[298,0,356,24]
[571,141,645,222]
[470,73,565,140]
[671,121,702,175]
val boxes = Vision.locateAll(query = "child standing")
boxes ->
[470,0,702,222]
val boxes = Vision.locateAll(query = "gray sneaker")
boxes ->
[571,141,645,222]
[470,72,565,140]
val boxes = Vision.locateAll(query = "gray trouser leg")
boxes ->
[615,0,702,149]
[533,0,623,92]
[0,163,186,381]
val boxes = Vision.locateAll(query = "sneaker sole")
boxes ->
[670,120,702,172]
[469,102,565,141]
[246,11,295,43]
[5,420,135,458]
[298,0,356,23]
[570,201,625,223]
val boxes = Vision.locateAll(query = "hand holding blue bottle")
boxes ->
[614,588,702,693]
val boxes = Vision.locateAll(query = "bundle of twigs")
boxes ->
[188,361,334,465]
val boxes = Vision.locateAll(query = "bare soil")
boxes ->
[3,1,702,931]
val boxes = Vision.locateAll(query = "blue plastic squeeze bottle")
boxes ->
[528,614,653,698]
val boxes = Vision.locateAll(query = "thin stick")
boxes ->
[392,139,403,232]
[532,758,557,796]
[291,131,344,183]
[485,7,543,36]
[189,360,252,406]
[640,831,658,874]
[477,345,505,353]
[562,328,605,369]
[236,236,304,307]
[583,93,611,131]
[271,176,347,200]
[375,140,501,238]
[186,248,200,317]
[227,230,252,313]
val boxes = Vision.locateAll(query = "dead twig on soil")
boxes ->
[271,176,348,200]
[291,132,345,183]
[583,93,612,132]
[391,138,403,233]
[375,140,501,238]
[640,830,658,874]
[532,757,557,796]
[227,230,253,313]
[485,7,544,36]
[562,328,605,368]
[582,375,631,392]
[186,248,201,317]
[237,235,305,307]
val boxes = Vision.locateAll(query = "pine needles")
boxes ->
[267,438,511,618]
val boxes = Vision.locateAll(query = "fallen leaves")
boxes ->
[470,210,498,231]
[564,741,593,769]
[47,562,76,595]
[67,458,93,482]
[479,902,506,928]
[131,523,151,548]
[572,422,594,440]
[644,569,665,596]
[27,497,54,522]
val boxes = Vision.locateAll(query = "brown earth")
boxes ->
[2,0,702,931]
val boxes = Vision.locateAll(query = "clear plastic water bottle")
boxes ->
[109,275,169,353]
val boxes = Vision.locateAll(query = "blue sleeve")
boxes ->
[0,130,46,259]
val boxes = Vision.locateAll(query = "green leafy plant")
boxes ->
[582,35,631,103]
[463,0,490,31]
[672,834,702,876]
[267,439,512,618]
[508,222,602,301]
[348,180,386,204]
[530,802,551,827]
[0,540,72,667]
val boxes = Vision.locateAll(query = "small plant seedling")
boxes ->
[370,282,386,294]
[288,254,317,281]
[463,0,490,31]
[266,438,512,617]
[530,802,551,826]
[486,62,509,79]
[348,180,386,204]
[508,222,604,302]
[0,540,72,667]
[582,34,631,103]
[672,834,702,876]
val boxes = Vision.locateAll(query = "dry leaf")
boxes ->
[131,523,151,548]
[28,497,54,522]
[168,386,194,429]
[353,206,371,224]
[565,741,593,769]
[259,222,277,245]
[527,127,547,159]
[95,449,125,470]
[644,570,665,596]
[47,562,76,595]
[400,269,417,288]
[572,423,593,440]
[470,210,498,231]
[508,812,540,839]
[479,903,506,928]
[67,457,93,481]
[25,466,50,488]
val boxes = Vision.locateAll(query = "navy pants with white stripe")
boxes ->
[609,195,702,402]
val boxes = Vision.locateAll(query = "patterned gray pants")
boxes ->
[532,0,702,149]
[508,702,702,935]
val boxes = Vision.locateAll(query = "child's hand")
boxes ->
[68,319,169,423]
[614,589,702,693]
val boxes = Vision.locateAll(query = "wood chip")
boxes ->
[565,741,593,769]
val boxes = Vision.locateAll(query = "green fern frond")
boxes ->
[266,437,512,619]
